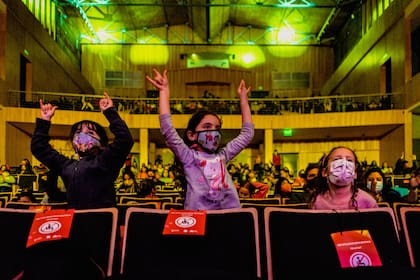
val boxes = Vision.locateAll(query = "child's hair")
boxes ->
[303,162,320,180]
[15,191,36,203]
[238,185,251,197]
[182,110,222,147]
[363,166,385,181]
[138,178,156,198]
[310,146,363,209]
[363,166,392,192]
[70,120,108,147]
[122,168,136,181]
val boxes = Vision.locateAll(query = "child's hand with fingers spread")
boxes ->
[146,69,169,92]
[39,100,58,121]
[237,80,251,98]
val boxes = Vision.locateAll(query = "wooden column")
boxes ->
[140,128,149,166]
[264,129,273,164]
[405,110,414,164]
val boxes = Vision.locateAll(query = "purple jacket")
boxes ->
[160,114,254,210]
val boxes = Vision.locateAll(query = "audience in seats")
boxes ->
[147,68,254,210]
[121,153,139,177]
[18,158,34,175]
[158,168,174,185]
[363,166,407,206]
[0,164,11,174]
[155,163,164,177]
[117,169,140,194]
[273,167,293,202]
[252,154,265,181]
[292,169,306,187]
[13,191,36,203]
[136,165,149,180]
[310,146,378,210]
[272,149,282,172]
[394,152,416,176]
[138,179,159,199]
[287,162,320,204]
[112,152,417,207]
[239,170,269,199]
[0,165,16,192]
[381,160,394,175]
[408,167,420,203]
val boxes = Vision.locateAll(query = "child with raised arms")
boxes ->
[147,69,254,210]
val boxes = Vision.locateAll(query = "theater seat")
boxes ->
[0,207,118,279]
[120,207,261,280]
[264,207,415,280]
[400,207,420,270]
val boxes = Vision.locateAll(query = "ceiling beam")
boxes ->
[59,1,338,9]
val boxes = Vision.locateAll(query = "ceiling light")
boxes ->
[277,27,295,43]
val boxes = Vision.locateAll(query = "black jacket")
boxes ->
[31,107,134,209]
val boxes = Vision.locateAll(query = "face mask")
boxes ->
[328,159,355,186]
[73,132,101,157]
[196,130,221,153]
[367,181,383,193]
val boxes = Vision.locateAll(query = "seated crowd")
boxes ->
[35,91,395,117]
[1,152,419,208]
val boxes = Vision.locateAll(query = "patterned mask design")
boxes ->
[73,132,101,157]
[328,159,355,186]
[196,130,221,153]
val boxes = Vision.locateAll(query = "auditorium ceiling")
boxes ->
[57,0,361,46]
[10,1,404,149]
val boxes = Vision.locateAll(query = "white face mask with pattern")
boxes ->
[367,181,383,193]
[328,159,355,186]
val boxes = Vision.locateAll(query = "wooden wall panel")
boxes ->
[2,0,94,103]
[274,140,381,172]
[380,125,405,168]
[333,19,406,96]
[0,3,5,82]
[81,45,333,99]
[6,123,32,167]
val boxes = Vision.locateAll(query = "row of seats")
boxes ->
[2,205,420,279]
[0,191,45,206]
[0,191,185,208]
[117,193,184,205]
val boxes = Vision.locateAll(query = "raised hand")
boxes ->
[39,100,58,121]
[99,91,113,111]
[146,69,170,115]
[146,69,168,92]
[237,80,251,98]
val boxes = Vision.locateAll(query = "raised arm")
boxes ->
[39,99,58,121]
[146,69,170,115]
[99,91,113,111]
[237,80,252,123]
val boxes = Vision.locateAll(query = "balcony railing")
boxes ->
[6,90,403,115]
